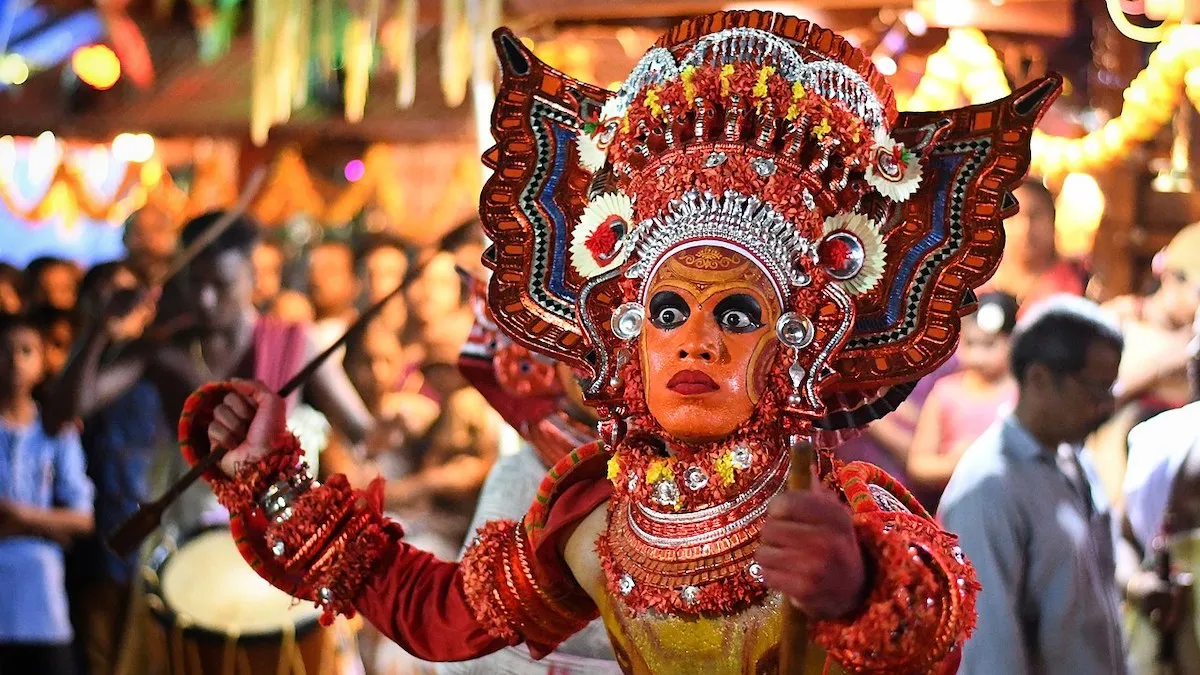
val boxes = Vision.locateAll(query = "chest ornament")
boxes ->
[598,436,793,616]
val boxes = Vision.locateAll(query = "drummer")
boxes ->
[45,211,376,523]
[1121,306,1200,674]
[42,212,378,673]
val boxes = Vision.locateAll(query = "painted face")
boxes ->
[640,246,782,444]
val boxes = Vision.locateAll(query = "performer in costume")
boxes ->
[183,12,1060,674]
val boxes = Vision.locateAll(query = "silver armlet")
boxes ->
[259,469,315,524]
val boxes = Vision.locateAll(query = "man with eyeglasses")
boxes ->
[940,294,1127,674]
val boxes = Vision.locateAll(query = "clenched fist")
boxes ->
[207,379,288,476]
[758,476,866,619]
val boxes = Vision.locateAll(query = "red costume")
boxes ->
[181,11,1059,673]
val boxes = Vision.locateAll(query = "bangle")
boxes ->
[259,471,315,524]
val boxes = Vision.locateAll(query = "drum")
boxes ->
[1125,531,1200,675]
[142,527,335,675]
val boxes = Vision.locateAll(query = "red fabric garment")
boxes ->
[813,461,979,672]
[354,536,510,661]
[252,317,308,411]
[354,469,611,661]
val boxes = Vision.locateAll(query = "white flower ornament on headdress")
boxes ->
[570,192,635,278]
[821,212,886,296]
[576,98,627,173]
[865,129,923,202]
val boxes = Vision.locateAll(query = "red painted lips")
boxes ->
[666,369,720,395]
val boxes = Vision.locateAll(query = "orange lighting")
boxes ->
[71,45,121,90]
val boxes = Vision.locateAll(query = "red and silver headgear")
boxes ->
[479,11,1059,446]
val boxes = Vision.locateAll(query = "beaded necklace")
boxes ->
[598,431,792,615]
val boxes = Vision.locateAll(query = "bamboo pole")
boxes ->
[779,436,814,674]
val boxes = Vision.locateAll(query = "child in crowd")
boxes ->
[21,257,80,312]
[0,313,94,675]
[908,292,1020,510]
[28,306,75,384]
[345,320,440,441]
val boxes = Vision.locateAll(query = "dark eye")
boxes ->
[649,291,690,330]
[714,294,763,334]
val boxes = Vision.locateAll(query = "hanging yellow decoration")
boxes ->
[441,0,471,107]
[316,0,336,81]
[292,0,313,108]
[343,0,382,124]
[394,0,418,109]
[249,0,275,145]
[903,26,1200,180]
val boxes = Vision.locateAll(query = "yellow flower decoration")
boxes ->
[607,455,621,485]
[681,65,698,103]
[852,130,861,143]
[813,117,832,140]
[714,453,736,486]
[786,81,807,121]
[752,66,776,99]
[645,87,664,119]
[646,459,675,486]
[719,64,735,98]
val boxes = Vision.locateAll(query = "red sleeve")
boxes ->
[179,383,607,663]
[359,474,609,661]
[812,461,979,673]
[458,450,611,659]
[355,534,509,660]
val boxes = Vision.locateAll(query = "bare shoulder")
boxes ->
[563,500,610,603]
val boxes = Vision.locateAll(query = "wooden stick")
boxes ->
[106,257,429,556]
[779,435,814,675]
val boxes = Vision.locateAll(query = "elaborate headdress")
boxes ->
[480,11,1059,447]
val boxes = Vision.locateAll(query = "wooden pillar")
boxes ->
[1090,165,1139,299]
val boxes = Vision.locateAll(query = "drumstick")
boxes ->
[107,258,429,557]
[779,436,814,675]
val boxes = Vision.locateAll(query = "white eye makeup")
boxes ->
[649,291,690,330]
[714,294,763,334]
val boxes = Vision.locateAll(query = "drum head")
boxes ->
[148,527,321,639]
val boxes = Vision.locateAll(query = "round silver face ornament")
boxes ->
[821,231,866,281]
[611,302,646,341]
[775,312,814,349]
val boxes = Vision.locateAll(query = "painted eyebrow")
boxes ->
[649,290,689,315]
[712,293,763,324]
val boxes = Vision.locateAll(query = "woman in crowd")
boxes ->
[907,292,1020,510]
